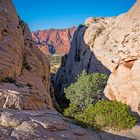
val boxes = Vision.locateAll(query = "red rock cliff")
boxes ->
[32,27,77,55]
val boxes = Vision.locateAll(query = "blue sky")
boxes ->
[12,0,136,31]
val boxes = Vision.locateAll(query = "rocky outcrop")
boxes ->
[0,0,52,110]
[53,25,110,95]
[32,27,76,54]
[84,0,140,114]
[54,0,140,115]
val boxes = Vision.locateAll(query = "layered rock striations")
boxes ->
[2,108,140,140]
[0,0,52,110]
[32,27,76,55]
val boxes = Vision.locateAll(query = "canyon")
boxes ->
[0,0,140,139]
[0,0,103,139]
[32,27,76,55]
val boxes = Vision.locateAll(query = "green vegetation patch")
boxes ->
[65,70,108,108]
[47,54,62,74]
[64,70,137,131]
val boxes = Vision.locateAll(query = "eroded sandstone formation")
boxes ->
[0,109,100,140]
[32,27,76,55]
[0,0,140,139]
[53,25,110,95]
[84,0,140,114]
[54,0,140,115]
[0,0,52,110]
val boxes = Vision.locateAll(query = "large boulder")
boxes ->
[84,0,140,114]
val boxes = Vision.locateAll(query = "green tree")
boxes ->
[64,70,108,108]
[93,100,136,130]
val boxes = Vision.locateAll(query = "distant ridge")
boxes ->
[32,27,77,54]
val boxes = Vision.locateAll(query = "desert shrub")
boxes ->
[93,100,136,131]
[64,70,136,130]
[64,70,108,108]
[63,103,80,118]
[65,100,136,131]
[2,77,16,83]
[74,104,96,126]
